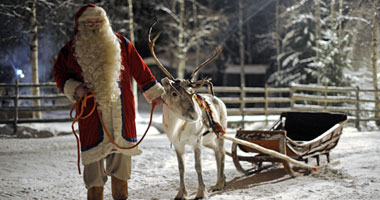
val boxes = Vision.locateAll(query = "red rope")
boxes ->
[70,91,156,174]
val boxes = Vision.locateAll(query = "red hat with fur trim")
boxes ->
[74,4,107,35]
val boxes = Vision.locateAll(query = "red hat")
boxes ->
[74,4,97,35]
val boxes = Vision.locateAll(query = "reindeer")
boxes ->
[148,23,227,200]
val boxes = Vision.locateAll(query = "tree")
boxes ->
[0,0,81,118]
[239,0,246,127]
[311,29,352,86]
[30,0,40,118]
[267,0,352,87]
[267,0,318,86]
[371,0,380,124]
[154,0,228,78]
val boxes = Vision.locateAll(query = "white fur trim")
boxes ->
[63,79,82,102]
[78,7,106,22]
[80,94,142,166]
[143,83,165,103]
[81,142,141,166]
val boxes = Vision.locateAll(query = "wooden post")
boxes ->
[265,84,269,125]
[355,86,361,131]
[290,85,295,110]
[240,86,246,128]
[324,83,328,111]
[13,79,19,134]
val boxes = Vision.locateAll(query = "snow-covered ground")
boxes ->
[1,113,380,200]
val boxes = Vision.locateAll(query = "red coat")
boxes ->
[53,33,158,152]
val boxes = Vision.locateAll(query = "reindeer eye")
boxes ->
[172,92,178,97]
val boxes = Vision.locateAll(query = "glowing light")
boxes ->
[16,69,25,78]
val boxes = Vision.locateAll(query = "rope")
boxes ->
[70,91,156,174]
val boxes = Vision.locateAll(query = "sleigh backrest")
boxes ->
[281,112,347,141]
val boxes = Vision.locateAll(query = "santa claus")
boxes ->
[53,4,164,200]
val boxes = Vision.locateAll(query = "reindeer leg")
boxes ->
[207,138,226,192]
[175,147,188,200]
[216,137,226,191]
[194,144,208,199]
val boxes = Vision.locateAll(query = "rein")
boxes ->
[70,91,156,174]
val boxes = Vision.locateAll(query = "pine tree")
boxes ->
[311,29,352,86]
[268,0,318,86]
[268,0,352,87]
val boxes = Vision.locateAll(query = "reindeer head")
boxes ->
[148,21,223,121]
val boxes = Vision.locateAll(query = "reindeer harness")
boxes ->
[194,93,226,138]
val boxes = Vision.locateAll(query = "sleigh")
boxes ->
[231,111,347,175]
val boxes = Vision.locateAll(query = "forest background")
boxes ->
[0,0,379,117]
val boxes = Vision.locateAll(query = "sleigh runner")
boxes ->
[231,111,348,175]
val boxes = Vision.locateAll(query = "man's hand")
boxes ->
[75,85,88,98]
[152,97,164,106]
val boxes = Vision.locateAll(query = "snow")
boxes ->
[1,116,380,199]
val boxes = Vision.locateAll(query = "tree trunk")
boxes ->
[239,0,245,128]
[192,0,200,69]
[372,0,380,125]
[128,0,139,115]
[275,0,281,71]
[177,0,186,78]
[315,0,322,84]
[315,0,321,58]
[338,0,343,52]
[330,0,336,29]
[30,0,40,119]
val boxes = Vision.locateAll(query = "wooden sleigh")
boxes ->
[231,111,348,175]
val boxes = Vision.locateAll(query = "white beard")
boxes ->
[74,22,123,111]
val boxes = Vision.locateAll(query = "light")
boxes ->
[16,69,25,79]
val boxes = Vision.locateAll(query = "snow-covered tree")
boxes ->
[267,0,352,87]
[310,29,352,86]
[267,0,318,86]
[0,0,82,118]
[154,0,228,78]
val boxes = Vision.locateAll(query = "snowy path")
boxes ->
[1,125,379,199]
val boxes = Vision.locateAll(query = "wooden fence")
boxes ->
[198,83,380,130]
[1,82,379,133]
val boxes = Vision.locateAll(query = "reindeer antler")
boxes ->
[148,21,175,80]
[190,46,223,82]
[190,77,215,96]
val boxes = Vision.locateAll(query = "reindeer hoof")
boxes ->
[174,198,186,200]
[210,183,225,192]
[195,190,208,200]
